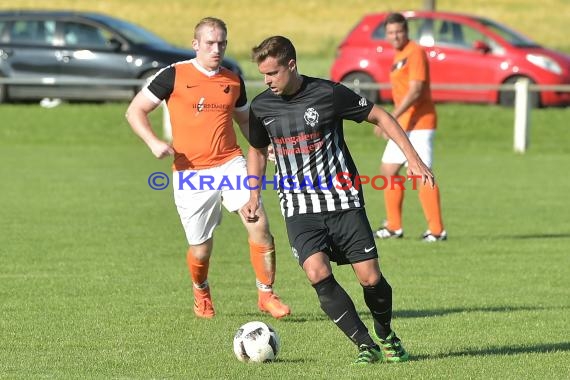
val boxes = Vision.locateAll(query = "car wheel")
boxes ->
[499,76,540,108]
[341,72,380,104]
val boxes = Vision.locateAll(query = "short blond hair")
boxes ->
[194,17,227,39]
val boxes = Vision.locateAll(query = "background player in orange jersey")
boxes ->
[125,17,290,319]
[374,13,447,242]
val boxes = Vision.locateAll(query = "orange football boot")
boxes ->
[258,292,291,319]
[193,287,215,319]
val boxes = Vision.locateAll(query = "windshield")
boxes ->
[475,17,541,48]
[87,14,170,46]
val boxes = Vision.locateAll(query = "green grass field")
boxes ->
[1,101,569,378]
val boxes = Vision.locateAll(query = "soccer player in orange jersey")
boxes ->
[375,13,447,242]
[125,17,290,319]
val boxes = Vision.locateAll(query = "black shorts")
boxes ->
[285,208,378,266]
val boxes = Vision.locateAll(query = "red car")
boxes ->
[330,11,570,107]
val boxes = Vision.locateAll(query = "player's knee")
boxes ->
[359,274,381,287]
[189,243,212,261]
[305,266,332,285]
[353,260,382,286]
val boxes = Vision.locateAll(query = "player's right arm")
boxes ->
[125,92,173,159]
[125,67,176,159]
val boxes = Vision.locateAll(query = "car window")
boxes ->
[369,16,507,54]
[408,18,424,41]
[371,18,436,47]
[434,20,469,47]
[457,22,504,54]
[371,18,425,43]
[0,21,6,42]
[460,24,480,46]
[475,17,540,48]
[410,18,432,46]
[8,20,56,45]
[63,22,109,48]
[86,14,167,46]
[371,21,386,39]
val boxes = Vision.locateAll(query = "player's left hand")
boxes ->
[240,196,260,223]
[407,159,435,188]
[267,145,276,163]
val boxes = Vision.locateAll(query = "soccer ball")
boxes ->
[233,321,280,363]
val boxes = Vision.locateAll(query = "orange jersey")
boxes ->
[390,41,436,131]
[146,60,246,170]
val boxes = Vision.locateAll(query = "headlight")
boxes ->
[526,54,562,75]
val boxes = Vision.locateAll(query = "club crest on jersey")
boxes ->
[304,107,319,127]
[197,97,205,112]
[391,58,407,72]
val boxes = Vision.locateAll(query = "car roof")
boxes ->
[361,10,488,23]
[0,10,94,16]
[0,10,119,22]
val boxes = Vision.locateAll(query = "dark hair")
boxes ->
[194,17,227,39]
[385,12,408,32]
[251,36,296,66]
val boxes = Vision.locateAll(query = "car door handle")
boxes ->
[56,51,73,63]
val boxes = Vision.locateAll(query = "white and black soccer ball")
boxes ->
[233,321,280,363]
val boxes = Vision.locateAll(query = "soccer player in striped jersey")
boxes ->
[125,18,290,320]
[241,35,435,364]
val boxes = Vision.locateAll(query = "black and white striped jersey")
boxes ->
[248,76,374,217]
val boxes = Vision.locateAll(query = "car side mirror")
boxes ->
[107,37,122,51]
[473,40,491,53]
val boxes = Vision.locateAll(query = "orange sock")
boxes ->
[249,239,276,293]
[419,183,444,235]
[186,248,209,289]
[384,186,404,231]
